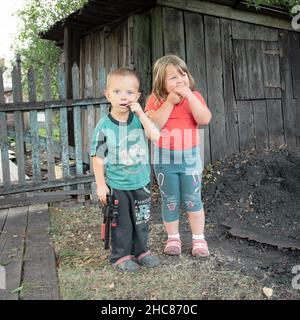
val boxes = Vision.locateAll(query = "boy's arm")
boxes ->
[92,156,110,205]
[129,103,160,141]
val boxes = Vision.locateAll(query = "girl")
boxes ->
[145,55,212,257]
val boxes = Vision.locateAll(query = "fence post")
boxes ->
[72,63,85,202]
[43,66,56,181]
[12,59,26,185]
[0,68,11,188]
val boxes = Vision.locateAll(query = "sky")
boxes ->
[0,0,26,86]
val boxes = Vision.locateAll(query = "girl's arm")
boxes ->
[129,103,160,141]
[174,86,211,126]
[146,91,181,129]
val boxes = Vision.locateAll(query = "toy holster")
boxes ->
[100,194,119,250]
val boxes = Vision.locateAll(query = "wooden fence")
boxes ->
[0,56,110,204]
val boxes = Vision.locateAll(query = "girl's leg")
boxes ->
[187,209,205,236]
[153,163,181,255]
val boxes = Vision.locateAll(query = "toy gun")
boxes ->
[101,195,119,250]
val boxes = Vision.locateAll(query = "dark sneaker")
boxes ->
[136,251,159,268]
[113,256,140,272]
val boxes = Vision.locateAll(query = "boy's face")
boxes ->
[105,74,141,113]
[164,64,190,94]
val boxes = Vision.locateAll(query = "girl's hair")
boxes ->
[152,54,195,102]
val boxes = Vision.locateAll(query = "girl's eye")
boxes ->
[113,90,119,94]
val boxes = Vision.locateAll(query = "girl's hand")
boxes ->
[173,85,193,99]
[129,102,143,117]
[166,91,182,105]
[97,184,110,206]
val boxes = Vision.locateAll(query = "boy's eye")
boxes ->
[127,91,134,95]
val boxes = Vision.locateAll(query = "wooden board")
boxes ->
[151,6,164,64]
[261,41,281,99]
[237,101,255,151]
[21,204,60,300]
[204,15,227,162]
[162,6,186,60]
[252,100,268,149]
[220,18,239,155]
[185,10,210,165]
[0,206,28,300]
[266,99,285,148]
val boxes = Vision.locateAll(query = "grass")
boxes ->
[49,205,264,300]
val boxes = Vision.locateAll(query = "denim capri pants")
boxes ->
[153,145,204,223]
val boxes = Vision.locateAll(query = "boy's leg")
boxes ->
[130,184,151,257]
[110,189,134,264]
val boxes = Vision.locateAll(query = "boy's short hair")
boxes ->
[106,67,140,88]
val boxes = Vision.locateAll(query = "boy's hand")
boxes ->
[129,102,143,117]
[97,184,110,206]
[173,85,192,99]
[166,91,182,105]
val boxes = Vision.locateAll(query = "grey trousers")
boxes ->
[110,183,151,264]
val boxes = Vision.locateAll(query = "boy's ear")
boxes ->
[104,89,110,101]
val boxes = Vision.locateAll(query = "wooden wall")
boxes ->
[150,5,300,165]
[77,5,300,165]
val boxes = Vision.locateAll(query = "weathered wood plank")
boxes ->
[162,6,186,60]
[279,31,297,151]
[252,100,268,150]
[232,40,250,100]
[220,18,239,155]
[0,194,72,209]
[72,63,85,202]
[21,204,60,300]
[237,101,255,151]
[0,209,8,232]
[85,64,94,175]
[290,33,300,100]
[266,99,285,148]
[184,10,209,165]
[232,20,255,40]
[157,0,296,32]
[0,206,28,300]
[151,5,164,64]
[0,69,11,188]
[58,65,70,187]
[0,112,11,188]
[254,24,278,41]
[204,15,227,162]
[261,41,281,99]
[245,40,265,99]
[12,66,26,185]
[0,174,95,196]
[44,67,56,181]
[28,67,41,182]
[133,13,151,105]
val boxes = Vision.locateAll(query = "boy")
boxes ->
[90,67,160,272]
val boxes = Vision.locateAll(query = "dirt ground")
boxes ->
[49,146,300,300]
[151,147,300,299]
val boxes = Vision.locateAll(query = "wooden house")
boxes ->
[41,0,300,165]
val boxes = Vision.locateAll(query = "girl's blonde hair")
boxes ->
[152,54,195,102]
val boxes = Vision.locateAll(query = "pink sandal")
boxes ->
[164,238,182,255]
[192,239,210,257]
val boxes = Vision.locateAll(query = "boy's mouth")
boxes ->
[120,103,129,107]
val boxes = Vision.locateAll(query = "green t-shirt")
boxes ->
[90,112,150,190]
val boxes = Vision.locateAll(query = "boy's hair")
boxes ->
[152,54,195,102]
[106,67,140,89]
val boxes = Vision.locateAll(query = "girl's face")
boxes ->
[164,64,190,94]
